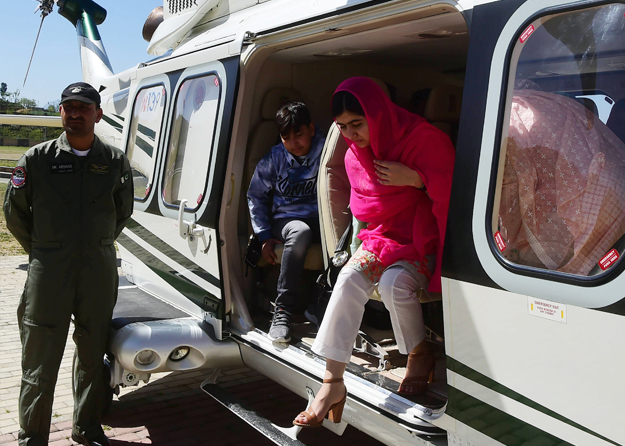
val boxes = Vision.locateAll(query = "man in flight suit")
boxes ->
[3,82,134,446]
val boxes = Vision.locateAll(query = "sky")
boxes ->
[1,1,160,108]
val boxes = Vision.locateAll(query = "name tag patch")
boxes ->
[10,167,26,188]
[90,163,109,175]
[50,163,74,174]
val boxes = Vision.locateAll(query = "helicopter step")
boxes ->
[201,374,308,446]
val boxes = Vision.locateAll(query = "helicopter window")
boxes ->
[127,84,167,201]
[492,3,625,278]
[162,74,220,209]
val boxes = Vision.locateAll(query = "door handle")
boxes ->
[177,199,209,250]
[178,199,190,238]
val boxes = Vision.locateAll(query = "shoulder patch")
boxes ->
[10,167,26,188]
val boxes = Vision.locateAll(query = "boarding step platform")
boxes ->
[201,369,314,446]
[112,277,191,329]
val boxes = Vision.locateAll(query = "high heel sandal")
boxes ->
[398,349,435,396]
[292,378,347,428]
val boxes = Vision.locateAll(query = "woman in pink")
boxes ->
[293,77,455,427]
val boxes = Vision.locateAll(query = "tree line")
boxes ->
[1,82,60,114]
[1,82,63,141]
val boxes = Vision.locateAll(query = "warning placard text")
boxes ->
[528,297,567,324]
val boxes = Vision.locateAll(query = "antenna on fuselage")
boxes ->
[23,0,58,87]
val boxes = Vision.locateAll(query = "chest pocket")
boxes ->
[88,163,119,205]
[44,161,79,206]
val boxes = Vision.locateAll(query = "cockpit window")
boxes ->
[162,74,221,209]
[127,85,166,200]
[492,4,625,278]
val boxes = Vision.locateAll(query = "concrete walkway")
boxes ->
[0,255,381,446]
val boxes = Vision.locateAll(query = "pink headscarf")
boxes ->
[334,77,455,292]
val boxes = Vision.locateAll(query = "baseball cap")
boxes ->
[60,82,101,107]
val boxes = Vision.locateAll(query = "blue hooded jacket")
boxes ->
[247,127,325,242]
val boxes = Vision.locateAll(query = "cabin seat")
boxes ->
[423,84,463,145]
[246,87,323,270]
[317,121,352,264]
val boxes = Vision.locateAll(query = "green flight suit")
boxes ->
[3,132,134,445]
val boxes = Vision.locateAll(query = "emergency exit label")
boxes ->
[528,297,567,324]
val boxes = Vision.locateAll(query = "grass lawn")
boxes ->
[0,146,27,168]
[0,146,28,157]
[0,182,27,256]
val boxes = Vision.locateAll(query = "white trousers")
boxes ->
[312,265,427,364]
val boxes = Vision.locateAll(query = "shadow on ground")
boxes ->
[103,372,382,445]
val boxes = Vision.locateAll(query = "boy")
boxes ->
[247,101,325,342]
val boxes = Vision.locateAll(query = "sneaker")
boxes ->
[268,307,292,342]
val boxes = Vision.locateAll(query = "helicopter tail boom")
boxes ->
[58,0,113,88]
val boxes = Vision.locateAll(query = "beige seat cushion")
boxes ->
[317,123,352,264]
[424,84,463,143]
[424,84,463,122]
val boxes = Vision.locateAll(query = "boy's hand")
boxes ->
[262,238,283,265]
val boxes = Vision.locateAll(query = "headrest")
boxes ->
[260,88,305,120]
[367,78,390,98]
[424,84,463,123]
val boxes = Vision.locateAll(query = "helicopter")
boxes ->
[5,0,625,444]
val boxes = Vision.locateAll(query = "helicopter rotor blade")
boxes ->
[23,0,58,87]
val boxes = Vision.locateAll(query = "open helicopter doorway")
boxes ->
[233,2,469,423]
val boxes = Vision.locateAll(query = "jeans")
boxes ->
[272,217,320,315]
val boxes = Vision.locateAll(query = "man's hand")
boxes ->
[262,238,283,265]
[374,160,424,188]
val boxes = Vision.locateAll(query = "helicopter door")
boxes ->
[119,58,238,338]
[441,0,625,443]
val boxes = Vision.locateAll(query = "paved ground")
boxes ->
[0,255,382,446]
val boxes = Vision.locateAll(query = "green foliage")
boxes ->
[0,159,18,168]
[0,82,61,142]
[18,98,38,109]
[46,101,60,113]
[8,89,20,103]
[0,125,63,141]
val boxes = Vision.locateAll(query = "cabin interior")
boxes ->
[224,0,625,407]
[229,4,470,408]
